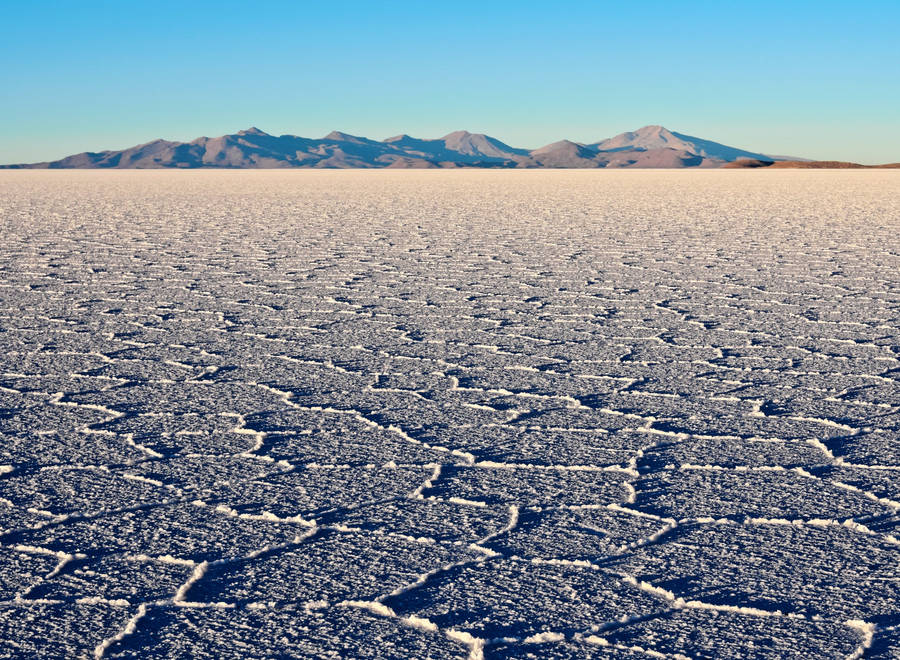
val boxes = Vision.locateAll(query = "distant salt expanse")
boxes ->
[1,170,899,658]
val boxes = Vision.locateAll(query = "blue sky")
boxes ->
[2,1,898,163]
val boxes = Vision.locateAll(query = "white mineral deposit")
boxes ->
[0,170,898,658]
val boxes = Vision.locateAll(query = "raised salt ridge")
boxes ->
[0,170,897,658]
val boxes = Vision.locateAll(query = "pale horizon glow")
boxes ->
[1,1,898,165]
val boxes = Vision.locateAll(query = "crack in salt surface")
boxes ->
[0,170,898,658]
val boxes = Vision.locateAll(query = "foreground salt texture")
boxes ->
[0,170,898,659]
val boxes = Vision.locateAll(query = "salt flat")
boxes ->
[0,170,899,659]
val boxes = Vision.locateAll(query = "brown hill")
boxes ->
[722,158,775,168]
[770,160,869,169]
[726,159,900,169]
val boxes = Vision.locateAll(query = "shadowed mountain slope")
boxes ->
[0,125,830,169]
[591,125,774,162]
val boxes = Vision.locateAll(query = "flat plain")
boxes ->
[0,170,898,659]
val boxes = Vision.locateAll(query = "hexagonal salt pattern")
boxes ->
[0,170,898,658]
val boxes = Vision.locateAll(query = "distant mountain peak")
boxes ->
[323,130,370,142]
[593,125,769,161]
[531,139,586,154]
[439,130,528,159]
[610,125,676,144]
[0,125,805,169]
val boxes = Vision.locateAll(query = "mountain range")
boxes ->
[0,125,820,169]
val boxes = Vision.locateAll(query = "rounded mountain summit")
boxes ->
[0,125,825,169]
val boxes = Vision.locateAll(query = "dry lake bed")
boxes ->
[1,170,899,659]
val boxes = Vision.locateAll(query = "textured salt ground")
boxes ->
[0,170,899,658]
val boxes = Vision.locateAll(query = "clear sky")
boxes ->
[2,1,899,164]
